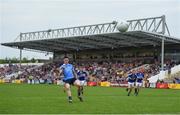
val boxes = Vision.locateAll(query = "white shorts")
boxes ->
[79,80,86,86]
[136,82,142,87]
[128,82,135,88]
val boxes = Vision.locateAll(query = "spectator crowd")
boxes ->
[0,59,179,84]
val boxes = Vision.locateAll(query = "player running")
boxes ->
[59,57,83,103]
[77,66,88,94]
[126,70,137,96]
[134,70,144,96]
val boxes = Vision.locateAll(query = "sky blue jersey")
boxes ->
[60,64,75,80]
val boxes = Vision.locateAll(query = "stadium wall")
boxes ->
[53,44,180,63]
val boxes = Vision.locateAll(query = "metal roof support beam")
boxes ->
[127,15,169,35]
[18,22,117,42]
[143,32,180,43]
[98,35,141,47]
[54,39,97,49]
[121,33,160,46]
[65,39,98,49]
[85,36,116,48]
[93,35,129,47]
[14,40,71,52]
[31,41,70,50]
[34,40,77,50]
[75,37,112,48]
[126,32,163,43]
[161,15,166,71]
[21,43,57,52]
[11,15,171,43]
[67,37,102,49]
[23,48,53,54]
[102,35,137,47]
[89,38,116,47]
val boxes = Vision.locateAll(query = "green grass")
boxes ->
[0,84,180,114]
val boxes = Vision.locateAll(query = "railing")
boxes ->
[148,64,180,83]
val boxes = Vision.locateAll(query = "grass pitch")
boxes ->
[0,84,180,114]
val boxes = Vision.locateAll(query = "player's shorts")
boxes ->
[136,82,142,87]
[79,80,86,86]
[128,82,135,88]
[63,78,76,85]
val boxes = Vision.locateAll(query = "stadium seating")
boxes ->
[0,59,179,86]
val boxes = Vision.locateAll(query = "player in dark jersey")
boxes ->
[135,70,144,96]
[126,70,137,96]
[77,66,88,94]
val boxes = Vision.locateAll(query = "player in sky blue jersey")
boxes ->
[126,70,137,96]
[77,66,88,94]
[59,57,83,103]
[135,70,144,96]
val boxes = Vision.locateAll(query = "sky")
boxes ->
[0,0,180,59]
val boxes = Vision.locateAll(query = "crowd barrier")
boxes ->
[87,82,128,87]
[156,83,169,89]
[171,64,180,75]
[110,82,128,87]
[149,83,156,88]
[1,79,180,89]
[100,81,110,87]
[150,83,180,89]
[148,64,180,83]
[12,80,22,84]
[168,84,180,89]
[0,79,4,83]
[56,80,64,85]
[87,82,97,86]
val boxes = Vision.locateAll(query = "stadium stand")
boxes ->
[1,58,179,85]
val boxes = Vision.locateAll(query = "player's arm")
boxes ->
[126,72,130,81]
[126,75,130,81]
[59,68,63,75]
[55,67,63,78]
[72,67,78,79]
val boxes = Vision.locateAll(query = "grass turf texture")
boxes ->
[0,84,180,114]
